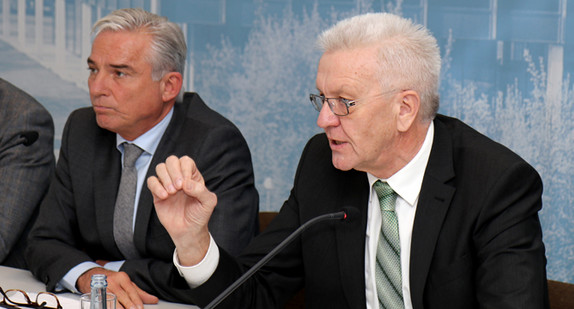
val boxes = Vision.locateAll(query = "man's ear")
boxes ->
[396,90,420,132]
[161,72,183,103]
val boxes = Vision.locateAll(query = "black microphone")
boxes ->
[19,131,39,146]
[204,207,359,309]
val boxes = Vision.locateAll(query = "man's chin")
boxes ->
[331,157,353,172]
[94,117,117,133]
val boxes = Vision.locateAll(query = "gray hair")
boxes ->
[92,8,187,81]
[317,13,441,120]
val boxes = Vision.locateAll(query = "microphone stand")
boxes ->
[203,211,347,309]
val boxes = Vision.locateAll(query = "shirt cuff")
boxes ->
[59,261,100,293]
[104,260,124,272]
[173,234,219,288]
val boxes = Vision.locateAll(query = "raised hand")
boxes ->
[147,155,217,265]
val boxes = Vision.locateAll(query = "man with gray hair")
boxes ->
[26,8,259,308]
[148,12,549,308]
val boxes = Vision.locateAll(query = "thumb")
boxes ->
[183,178,217,210]
[137,289,159,304]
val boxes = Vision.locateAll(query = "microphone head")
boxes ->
[340,206,360,222]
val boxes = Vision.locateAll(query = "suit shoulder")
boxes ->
[303,133,330,155]
[0,80,51,119]
[62,107,111,142]
[65,107,97,126]
[436,115,524,158]
[434,114,539,178]
[179,93,240,130]
[296,133,345,177]
[69,106,95,117]
[164,93,252,162]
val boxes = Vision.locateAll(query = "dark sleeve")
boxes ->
[26,111,94,291]
[474,160,548,308]
[0,98,55,264]
[190,201,305,308]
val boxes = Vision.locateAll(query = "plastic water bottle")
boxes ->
[90,274,108,309]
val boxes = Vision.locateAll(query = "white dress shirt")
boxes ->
[176,122,434,308]
[364,122,434,309]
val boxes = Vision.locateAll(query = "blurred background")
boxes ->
[1,0,573,283]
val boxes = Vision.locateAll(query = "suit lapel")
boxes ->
[93,129,123,256]
[336,170,370,308]
[409,118,456,309]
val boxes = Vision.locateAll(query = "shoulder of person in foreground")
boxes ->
[0,79,55,267]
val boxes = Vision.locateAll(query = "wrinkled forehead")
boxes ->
[316,46,383,95]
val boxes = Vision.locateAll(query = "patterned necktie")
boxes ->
[113,143,144,259]
[373,180,404,309]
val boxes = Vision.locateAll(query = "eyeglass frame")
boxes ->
[309,89,402,116]
[0,287,62,309]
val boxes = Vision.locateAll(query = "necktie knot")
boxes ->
[123,143,143,168]
[374,180,397,212]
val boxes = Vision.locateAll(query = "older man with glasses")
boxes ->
[147,12,548,309]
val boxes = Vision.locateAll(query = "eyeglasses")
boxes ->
[0,288,62,309]
[309,89,400,116]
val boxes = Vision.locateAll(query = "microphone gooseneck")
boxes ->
[203,208,356,309]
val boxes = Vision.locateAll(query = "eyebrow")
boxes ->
[110,64,131,70]
[86,58,133,72]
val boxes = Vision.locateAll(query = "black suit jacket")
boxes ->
[187,114,548,308]
[27,93,259,303]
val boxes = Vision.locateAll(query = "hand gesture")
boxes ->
[147,155,216,265]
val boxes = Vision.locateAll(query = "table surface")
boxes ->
[0,266,197,309]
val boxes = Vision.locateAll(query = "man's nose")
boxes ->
[317,101,339,129]
[88,72,109,96]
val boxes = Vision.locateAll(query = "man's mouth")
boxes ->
[331,139,346,146]
[93,105,112,110]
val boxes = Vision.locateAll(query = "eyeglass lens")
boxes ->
[310,94,348,116]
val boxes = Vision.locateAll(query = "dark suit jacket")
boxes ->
[27,93,259,303]
[186,114,548,309]
[0,78,55,268]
